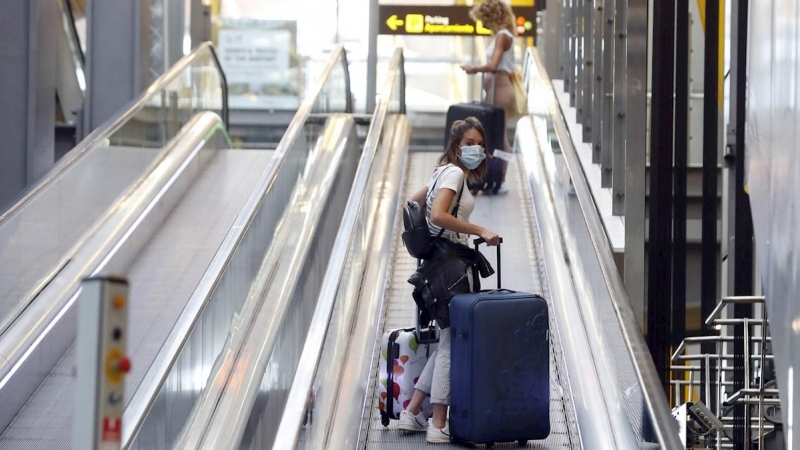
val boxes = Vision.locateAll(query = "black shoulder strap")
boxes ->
[435,173,465,239]
[425,167,447,204]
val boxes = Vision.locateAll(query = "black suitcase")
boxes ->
[444,75,506,194]
[444,102,505,155]
[450,238,551,447]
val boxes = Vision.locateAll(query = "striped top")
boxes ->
[425,164,475,244]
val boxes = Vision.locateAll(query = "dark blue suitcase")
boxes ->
[449,238,550,447]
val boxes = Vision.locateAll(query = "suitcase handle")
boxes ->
[473,237,502,289]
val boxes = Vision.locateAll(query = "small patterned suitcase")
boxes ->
[378,328,437,426]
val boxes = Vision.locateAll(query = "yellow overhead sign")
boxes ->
[379,5,536,37]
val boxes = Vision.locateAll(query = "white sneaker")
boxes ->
[425,421,451,444]
[496,182,510,194]
[398,410,427,432]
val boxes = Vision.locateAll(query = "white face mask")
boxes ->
[459,145,486,169]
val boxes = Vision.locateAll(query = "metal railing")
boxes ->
[0,111,231,435]
[670,296,776,449]
[545,0,648,330]
[0,42,228,338]
[124,45,352,449]
[270,47,406,450]
[522,46,683,449]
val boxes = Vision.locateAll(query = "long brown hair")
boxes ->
[438,117,489,184]
[470,0,517,35]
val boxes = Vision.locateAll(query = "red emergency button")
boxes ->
[117,357,131,373]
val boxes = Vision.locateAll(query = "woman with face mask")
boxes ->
[400,117,500,443]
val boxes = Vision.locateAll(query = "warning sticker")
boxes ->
[102,417,122,443]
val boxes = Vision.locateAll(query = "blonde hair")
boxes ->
[470,0,517,35]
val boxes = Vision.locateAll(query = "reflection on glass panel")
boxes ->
[313,56,348,113]
[219,0,336,56]
[370,34,503,113]
[213,18,302,109]
[215,0,340,110]
[0,46,225,331]
[128,117,320,450]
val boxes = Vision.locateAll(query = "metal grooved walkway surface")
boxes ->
[362,153,581,449]
[0,149,273,450]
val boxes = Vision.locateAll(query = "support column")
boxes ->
[84,0,150,135]
[582,0,595,144]
[190,0,212,49]
[673,0,690,351]
[542,0,562,76]
[647,0,675,389]
[726,1,752,448]
[366,0,379,113]
[166,0,186,67]
[563,0,574,94]
[701,0,721,327]
[623,0,648,328]
[0,0,58,208]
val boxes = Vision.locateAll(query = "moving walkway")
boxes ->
[172,48,683,449]
[0,42,683,449]
[0,43,352,449]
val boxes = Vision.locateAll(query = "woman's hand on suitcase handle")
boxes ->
[474,236,503,246]
[477,228,500,246]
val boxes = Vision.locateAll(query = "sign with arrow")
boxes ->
[385,14,404,31]
[378,5,536,37]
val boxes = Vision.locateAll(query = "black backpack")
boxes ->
[402,168,463,259]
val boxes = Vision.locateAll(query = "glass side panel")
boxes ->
[0,48,225,332]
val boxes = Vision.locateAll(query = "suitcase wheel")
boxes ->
[518,440,528,447]
[380,412,390,427]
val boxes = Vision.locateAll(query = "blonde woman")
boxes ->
[461,0,518,194]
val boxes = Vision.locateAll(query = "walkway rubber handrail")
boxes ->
[0,41,228,223]
[0,43,228,342]
[122,44,351,448]
[270,47,405,450]
[0,41,228,340]
[0,111,228,436]
[525,47,683,450]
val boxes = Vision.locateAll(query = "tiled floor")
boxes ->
[0,149,273,449]
[362,153,581,449]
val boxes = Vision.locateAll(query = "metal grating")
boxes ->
[361,153,581,450]
[0,150,273,449]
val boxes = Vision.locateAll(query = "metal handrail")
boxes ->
[0,42,228,343]
[525,47,683,449]
[0,41,228,222]
[704,296,765,326]
[671,296,772,449]
[672,335,772,361]
[121,44,350,447]
[270,47,405,450]
[0,111,228,436]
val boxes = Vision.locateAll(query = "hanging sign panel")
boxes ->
[378,5,537,37]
